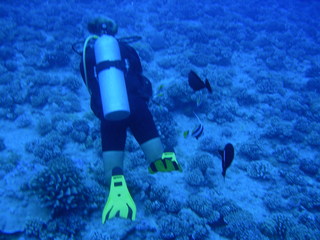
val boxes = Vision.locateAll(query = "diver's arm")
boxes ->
[119,43,143,75]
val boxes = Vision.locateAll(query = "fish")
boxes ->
[192,124,204,139]
[191,112,204,140]
[219,143,234,179]
[183,130,189,138]
[188,70,212,93]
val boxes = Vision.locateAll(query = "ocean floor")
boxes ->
[0,0,320,239]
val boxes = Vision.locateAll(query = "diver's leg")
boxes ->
[100,119,127,186]
[102,151,124,186]
[140,137,164,163]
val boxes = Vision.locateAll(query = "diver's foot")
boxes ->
[102,167,136,223]
[148,151,182,174]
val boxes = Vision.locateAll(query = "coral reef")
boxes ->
[272,146,298,164]
[207,104,236,124]
[188,152,215,175]
[279,169,307,186]
[30,89,50,109]
[71,119,90,143]
[198,136,219,154]
[236,89,259,106]
[187,194,220,225]
[256,74,283,94]
[25,214,85,240]
[25,132,65,162]
[36,117,53,136]
[149,33,167,51]
[246,160,275,180]
[294,117,313,134]
[239,142,264,161]
[164,197,184,214]
[150,105,178,148]
[263,192,286,212]
[300,188,320,211]
[221,210,264,240]
[259,213,319,240]
[299,158,319,176]
[29,158,91,216]
[263,118,294,141]
[184,168,205,187]
[16,113,32,128]
[163,81,195,112]
[40,50,70,69]
[1,1,320,239]
[62,75,82,93]
[158,209,209,240]
[0,151,20,175]
[0,137,5,151]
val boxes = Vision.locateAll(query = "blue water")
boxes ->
[0,0,319,239]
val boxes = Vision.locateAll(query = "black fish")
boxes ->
[188,70,212,93]
[219,143,234,179]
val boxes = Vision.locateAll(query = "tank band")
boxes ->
[96,60,126,74]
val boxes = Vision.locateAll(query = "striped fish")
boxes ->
[191,112,204,140]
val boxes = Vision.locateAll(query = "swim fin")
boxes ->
[148,148,182,174]
[102,167,136,223]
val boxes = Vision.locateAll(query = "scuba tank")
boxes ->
[94,35,130,121]
[80,34,143,121]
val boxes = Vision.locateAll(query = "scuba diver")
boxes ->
[79,17,182,223]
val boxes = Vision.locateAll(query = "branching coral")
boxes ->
[25,132,65,162]
[37,117,53,136]
[272,146,298,164]
[246,160,275,180]
[25,217,46,238]
[279,170,307,186]
[187,194,220,226]
[149,184,170,203]
[256,75,283,94]
[236,89,259,106]
[198,136,219,154]
[29,88,50,108]
[259,214,318,240]
[221,209,264,240]
[150,105,178,148]
[159,214,184,239]
[263,118,294,141]
[163,81,195,112]
[188,152,214,175]
[71,119,90,143]
[164,197,184,214]
[0,136,5,151]
[62,75,82,92]
[187,194,213,218]
[0,151,20,175]
[158,209,209,240]
[300,188,320,211]
[263,193,286,212]
[299,158,319,176]
[29,158,90,216]
[25,214,85,240]
[207,104,236,124]
[184,168,205,187]
[16,113,32,128]
[239,142,263,161]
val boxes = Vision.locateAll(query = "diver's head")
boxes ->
[87,17,118,36]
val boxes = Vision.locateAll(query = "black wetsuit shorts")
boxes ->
[100,96,159,151]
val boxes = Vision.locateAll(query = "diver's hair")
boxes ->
[87,17,118,36]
